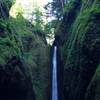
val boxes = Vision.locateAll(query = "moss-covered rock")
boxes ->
[0,56,35,100]
[85,64,100,100]
[55,0,100,100]
[22,34,50,100]
[0,0,50,100]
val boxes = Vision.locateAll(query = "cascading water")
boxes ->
[52,46,58,100]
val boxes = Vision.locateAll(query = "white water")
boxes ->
[52,46,58,100]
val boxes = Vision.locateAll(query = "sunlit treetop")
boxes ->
[10,0,34,18]
[9,0,52,18]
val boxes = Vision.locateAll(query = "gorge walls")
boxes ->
[55,0,100,100]
[0,1,50,100]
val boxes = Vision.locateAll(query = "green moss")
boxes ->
[0,19,7,29]
[55,0,100,100]
[23,36,49,100]
[9,15,33,36]
[85,64,100,100]
[0,1,50,100]
[0,35,21,65]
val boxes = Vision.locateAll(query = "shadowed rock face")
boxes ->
[0,0,14,18]
[54,0,100,100]
[0,0,50,100]
[0,1,35,99]
[0,56,35,100]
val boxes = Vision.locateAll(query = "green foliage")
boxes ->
[44,22,52,34]
[33,8,44,32]
[23,35,49,100]
[0,1,50,100]
[45,0,67,19]
[55,0,100,100]
[0,36,20,65]
[85,64,100,100]
[9,14,33,36]
[1,0,16,12]
[44,20,57,35]
[0,19,7,31]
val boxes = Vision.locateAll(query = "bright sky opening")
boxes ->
[10,0,53,18]
[10,0,54,45]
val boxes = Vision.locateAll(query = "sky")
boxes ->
[36,0,52,7]
[16,0,53,8]
[10,0,55,25]
[10,0,54,45]
[10,0,53,18]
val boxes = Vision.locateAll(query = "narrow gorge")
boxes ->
[0,0,100,100]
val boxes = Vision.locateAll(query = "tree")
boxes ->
[33,8,44,32]
[45,1,61,19]
[45,0,69,20]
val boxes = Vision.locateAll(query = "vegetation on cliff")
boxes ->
[52,0,100,100]
[0,0,100,100]
[0,0,50,100]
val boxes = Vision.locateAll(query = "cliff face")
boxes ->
[0,1,50,100]
[55,0,100,100]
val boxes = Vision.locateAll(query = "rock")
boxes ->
[85,64,100,100]
[0,56,35,100]
[54,0,100,100]
[0,0,50,100]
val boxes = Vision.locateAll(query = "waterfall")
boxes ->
[52,46,58,100]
